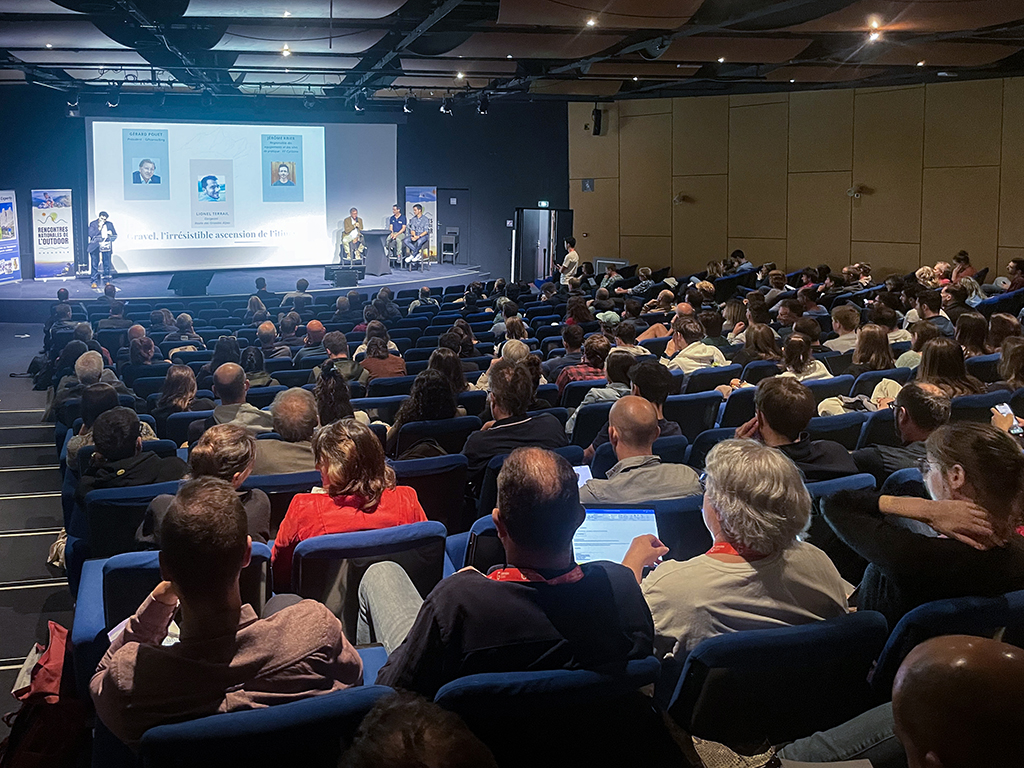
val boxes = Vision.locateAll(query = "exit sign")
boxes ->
[537,200,550,208]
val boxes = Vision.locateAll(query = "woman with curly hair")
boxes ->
[564,295,595,326]
[271,419,427,587]
[427,347,477,393]
[385,370,459,456]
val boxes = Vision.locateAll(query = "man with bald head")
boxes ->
[189,363,273,443]
[894,635,1024,768]
[116,324,146,366]
[362,447,655,698]
[257,321,291,359]
[293,319,327,366]
[579,396,702,505]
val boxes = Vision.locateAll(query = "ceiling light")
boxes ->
[717,57,725,63]
[303,90,316,109]
[66,89,79,107]
[917,60,925,67]
[868,31,881,42]
[478,92,489,115]
[403,95,414,113]
[440,96,453,115]
[790,79,795,83]
[45,43,53,49]
[106,86,120,108]
[586,18,596,27]
[456,72,464,80]
[506,54,513,59]
[353,92,365,112]
[282,10,291,16]
[869,17,880,29]
[281,43,291,57]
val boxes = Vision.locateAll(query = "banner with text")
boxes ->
[404,186,437,261]
[0,190,22,285]
[31,189,75,279]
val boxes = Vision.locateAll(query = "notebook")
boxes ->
[573,509,657,564]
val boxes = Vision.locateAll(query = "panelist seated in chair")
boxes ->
[90,477,363,747]
[360,447,654,698]
[385,204,406,264]
[342,207,366,261]
[403,204,430,266]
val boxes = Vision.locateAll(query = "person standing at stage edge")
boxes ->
[88,210,118,289]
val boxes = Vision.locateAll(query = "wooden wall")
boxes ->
[568,78,1023,278]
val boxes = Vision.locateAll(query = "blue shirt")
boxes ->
[408,213,430,236]
[389,214,406,233]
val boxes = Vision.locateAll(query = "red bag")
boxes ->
[0,621,89,768]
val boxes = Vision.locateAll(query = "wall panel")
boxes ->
[727,238,787,269]
[673,174,728,274]
[568,101,618,180]
[620,235,672,270]
[850,241,921,277]
[673,95,729,176]
[1000,79,1024,248]
[728,102,788,239]
[619,113,672,236]
[787,171,852,270]
[789,90,854,172]
[921,166,999,267]
[924,80,1002,168]
[570,178,619,258]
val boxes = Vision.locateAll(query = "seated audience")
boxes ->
[258,321,291,359]
[97,301,132,330]
[555,334,611,394]
[271,419,427,587]
[243,295,265,324]
[541,324,584,381]
[293,320,327,366]
[439,330,478,368]
[614,266,655,298]
[362,447,653,698]
[917,289,956,337]
[488,301,521,341]
[91,476,362,745]
[660,315,727,374]
[277,312,303,346]
[627,439,848,664]
[823,422,1024,629]
[699,311,730,350]
[895,321,942,369]
[955,311,990,359]
[916,337,986,398]
[463,361,568,494]
[66,383,157,467]
[427,347,478,395]
[940,282,972,325]
[643,289,676,315]
[564,350,634,436]
[579,396,700,505]
[773,299,803,341]
[121,336,163,388]
[564,295,595,326]
[780,333,832,382]
[375,286,402,320]
[730,323,782,369]
[280,278,313,306]
[869,303,912,345]
[251,388,319,475]
[612,320,646,356]
[824,304,860,353]
[797,285,828,318]
[239,346,279,388]
[407,286,439,316]
[736,376,858,481]
[163,313,205,349]
[309,331,360,385]
[359,337,407,383]
[987,312,1023,352]
[77,407,187,504]
[313,358,369,426]
[49,349,136,421]
[791,315,829,353]
[196,336,240,391]
[844,323,896,380]
[137,424,271,547]
[356,320,398,358]
[189,363,274,442]
[988,336,1024,392]
[151,365,215,437]
[386,370,459,457]
[331,296,356,324]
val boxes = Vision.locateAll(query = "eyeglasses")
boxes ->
[916,458,935,476]
[698,472,707,492]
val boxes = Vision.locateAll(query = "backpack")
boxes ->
[0,622,89,768]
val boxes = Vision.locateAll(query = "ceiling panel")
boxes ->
[234,71,346,86]
[767,65,881,82]
[0,20,126,49]
[399,58,518,75]
[588,62,700,78]
[213,25,386,53]
[0,1,79,12]
[232,52,361,70]
[660,36,812,64]
[791,0,1024,33]
[870,42,1022,67]
[446,32,625,60]
[14,49,150,66]
[497,0,702,30]
[184,0,406,19]
[388,76,491,89]
[529,79,622,96]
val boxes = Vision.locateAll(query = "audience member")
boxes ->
[987,312,1023,352]
[258,321,291,359]
[97,301,132,330]
[774,299,803,341]
[281,278,313,306]
[824,305,861,353]
[386,370,459,457]
[488,301,521,341]
[309,331,359,384]
[91,477,362,745]
[615,266,655,298]
[555,334,611,394]
[244,295,266,324]
[250,388,319,475]
[940,283,972,325]
[736,376,858,481]
[660,315,726,374]
[363,447,653,698]
[277,312,303,346]
[190,363,274,441]
[950,250,977,283]
[163,313,206,349]
[196,335,241,391]
[896,321,942,369]
[844,323,896,380]
[253,276,276,306]
[699,311,729,350]
[955,311,990,359]
[564,350,635,436]
[428,347,477,395]
[579,396,700,505]
[463,361,567,493]
[151,365,215,436]
[780,333,833,382]
[356,320,398,357]
[293,320,327,366]
[272,419,427,587]
[730,323,782,369]
[121,336,162,387]
[916,337,986,398]
[359,337,406,383]
[314,358,369,426]
[612,320,646,356]
[823,422,1024,628]
[917,290,956,337]
[66,383,157,467]
[870,304,912,345]
[137,424,270,547]
[542,325,585,381]
[988,336,1024,392]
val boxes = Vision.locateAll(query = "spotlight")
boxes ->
[106,85,120,108]
[45,43,53,49]
[281,43,291,57]
[200,88,213,108]
[868,31,881,42]
[303,90,316,109]
[66,88,79,107]
[440,96,453,115]
[717,57,725,63]
[917,60,926,67]
[403,95,414,113]
[477,92,489,115]
[353,92,365,112]
[456,72,464,80]
[586,18,596,27]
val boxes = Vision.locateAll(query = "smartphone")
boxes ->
[994,403,1023,436]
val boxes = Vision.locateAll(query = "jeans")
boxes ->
[356,561,423,651]
[777,702,907,768]
[89,248,113,282]
[403,234,428,263]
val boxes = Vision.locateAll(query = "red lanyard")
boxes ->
[707,541,769,561]
[487,565,585,585]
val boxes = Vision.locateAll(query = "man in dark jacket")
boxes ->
[76,407,187,504]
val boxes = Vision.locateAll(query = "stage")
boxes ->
[0,263,490,323]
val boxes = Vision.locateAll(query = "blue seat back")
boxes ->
[367,375,418,398]
[131,376,168,401]
[247,385,287,409]
[855,407,901,449]
[139,686,393,768]
[805,473,875,503]
[964,353,1001,383]
[718,386,756,428]
[684,365,741,394]
[849,367,912,398]
[570,401,614,448]
[464,513,502,571]
[662,391,723,441]
[392,454,471,534]
[293,521,448,643]
[458,389,488,417]
[165,410,213,446]
[806,412,868,450]
[592,435,689,480]
[84,479,182,559]
[477,445,583,518]
[561,378,606,409]
[395,415,482,457]
[950,390,1010,423]
[805,375,855,403]
[669,611,889,750]
[685,428,734,469]
[739,360,780,385]
[351,395,408,424]
[241,470,320,532]
[879,467,928,499]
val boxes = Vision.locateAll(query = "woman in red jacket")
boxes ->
[271,419,426,588]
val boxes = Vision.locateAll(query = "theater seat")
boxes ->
[391,454,471,534]
[591,434,689,479]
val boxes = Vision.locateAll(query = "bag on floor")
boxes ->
[0,622,89,768]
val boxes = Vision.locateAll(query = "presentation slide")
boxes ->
[87,119,397,274]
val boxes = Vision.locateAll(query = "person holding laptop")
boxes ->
[578,396,700,505]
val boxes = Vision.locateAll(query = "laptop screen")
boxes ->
[573,509,658,564]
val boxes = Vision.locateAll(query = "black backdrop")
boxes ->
[0,88,568,282]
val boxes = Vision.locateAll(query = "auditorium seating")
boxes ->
[394,415,482,457]
[848,367,912,398]
[591,434,689,479]
[949,390,1010,423]
[662,391,722,441]
[569,401,614,448]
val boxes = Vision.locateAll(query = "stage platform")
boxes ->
[0,263,489,323]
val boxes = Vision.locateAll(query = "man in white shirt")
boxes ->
[823,304,860,353]
[553,237,580,286]
[660,315,726,375]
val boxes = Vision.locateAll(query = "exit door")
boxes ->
[436,188,470,264]
[512,208,574,284]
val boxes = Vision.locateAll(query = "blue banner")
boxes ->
[0,190,22,285]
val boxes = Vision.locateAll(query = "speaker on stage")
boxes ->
[324,265,365,288]
[168,271,215,296]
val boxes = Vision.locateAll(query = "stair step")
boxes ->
[0,493,62,532]
[0,466,62,495]
[0,445,58,468]
[0,410,46,428]
[0,581,73,660]
[0,424,56,447]
[0,531,63,583]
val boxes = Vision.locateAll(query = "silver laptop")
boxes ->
[573,509,658,564]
